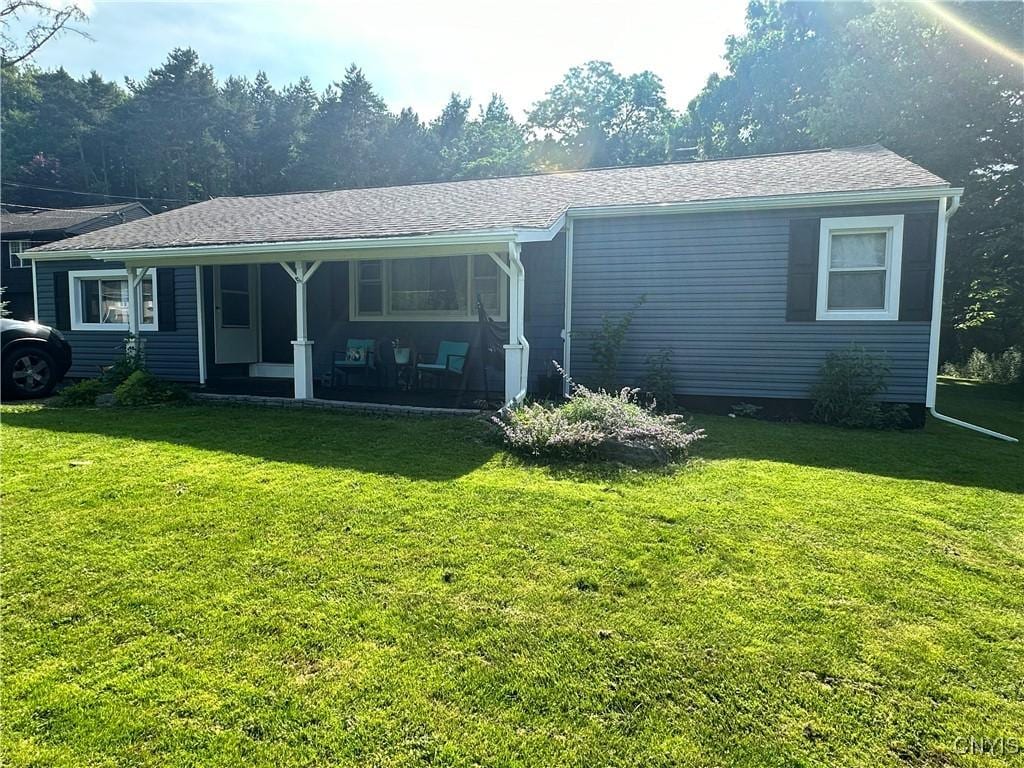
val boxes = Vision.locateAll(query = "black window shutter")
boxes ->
[157,268,176,331]
[54,270,71,330]
[786,218,820,321]
[898,213,937,322]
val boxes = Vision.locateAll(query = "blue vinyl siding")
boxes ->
[34,259,200,382]
[569,203,937,403]
[523,235,566,382]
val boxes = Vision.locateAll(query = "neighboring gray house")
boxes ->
[26,145,961,417]
[1,203,151,321]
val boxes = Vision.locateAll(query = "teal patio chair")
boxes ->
[416,340,470,402]
[331,339,379,388]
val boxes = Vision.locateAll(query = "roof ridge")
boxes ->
[211,145,893,203]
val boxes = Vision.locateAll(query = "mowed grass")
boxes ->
[1,381,1021,767]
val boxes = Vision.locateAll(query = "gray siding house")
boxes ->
[27,145,961,416]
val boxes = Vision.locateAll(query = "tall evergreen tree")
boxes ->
[445,95,530,179]
[119,48,228,203]
[292,65,391,189]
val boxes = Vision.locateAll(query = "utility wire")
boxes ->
[1,180,190,204]
[1,201,135,212]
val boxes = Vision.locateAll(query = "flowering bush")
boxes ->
[493,365,705,464]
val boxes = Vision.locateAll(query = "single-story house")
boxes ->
[1,203,151,320]
[26,145,962,418]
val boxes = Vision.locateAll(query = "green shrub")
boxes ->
[642,349,676,412]
[810,345,908,429]
[585,296,645,391]
[945,347,1023,384]
[101,339,147,388]
[113,370,189,406]
[56,379,107,407]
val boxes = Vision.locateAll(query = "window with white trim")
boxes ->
[350,254,506,321]
[817,215,903,321]
[8,240,33,268]
[69,269,159,331]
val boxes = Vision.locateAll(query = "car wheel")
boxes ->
[3,347,58,399]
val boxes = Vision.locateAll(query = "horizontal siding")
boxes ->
[570,203,936,403]
[35,259,200,382]
[523,235,566,382]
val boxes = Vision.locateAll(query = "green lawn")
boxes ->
[2,381,1021,767]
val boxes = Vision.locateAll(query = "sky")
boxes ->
[25,0,750,121]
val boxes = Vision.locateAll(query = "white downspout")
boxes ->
[927,195,1017,442]
[561,218,574,396]
[195,266,207,385]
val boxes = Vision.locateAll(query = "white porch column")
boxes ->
[281,260,323,400]
[125,265,148,357]
[292,261,314,400]
[126,265,139,340]
[503,241,528,405]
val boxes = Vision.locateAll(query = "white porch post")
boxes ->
[126,265,139,340]
[281,260,323,400]
[125,265,148,357]
[503,241,528,405]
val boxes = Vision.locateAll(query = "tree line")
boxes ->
[1,1,1020,356]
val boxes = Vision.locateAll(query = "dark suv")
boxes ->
[1,318,73,399]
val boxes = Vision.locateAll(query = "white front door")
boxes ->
[213,265,260,364]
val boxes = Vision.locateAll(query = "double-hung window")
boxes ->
[350,254,506,321]
[817,215,903,321]
[8,241,32,269]
[69,269,159,331]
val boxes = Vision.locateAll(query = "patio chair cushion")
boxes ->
[434,340,469,374]
[334,339,375,367]
[416,341,469,375]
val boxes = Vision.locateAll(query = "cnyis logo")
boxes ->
[952,736,1022,756]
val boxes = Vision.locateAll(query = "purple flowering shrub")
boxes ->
[493,366,705,464]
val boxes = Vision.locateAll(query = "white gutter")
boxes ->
[927,195,1017,442]
[567,185,963,220]
[26,228,534,263]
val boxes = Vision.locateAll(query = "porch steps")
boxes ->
[192,392,482,417]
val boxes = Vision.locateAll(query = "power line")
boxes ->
[1,180,190,204]
[1,201,133,212]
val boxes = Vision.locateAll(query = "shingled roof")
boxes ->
[2,203,148,239]
[31,145,950,254]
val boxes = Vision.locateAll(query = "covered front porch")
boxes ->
[119,235,535,409]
